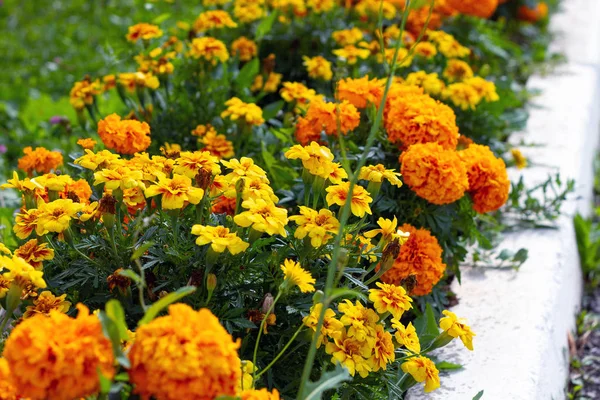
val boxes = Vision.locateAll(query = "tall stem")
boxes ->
[252,291,282,385]
[255,324,305,379]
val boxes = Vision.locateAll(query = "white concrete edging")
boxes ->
[408,1,600,399]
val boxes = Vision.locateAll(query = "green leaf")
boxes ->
[263,100,284,121]
[138,286,197,326]
[235,58,259,89]
[105,300,129,341]
[99,312,131,368]
[131,241,154,261]
[329,288,368,303]
[436,361,463,371]
[414,303,439,345]
[98,369,112,394]
[255,11,278,41]
[152,13,171,24]
[118,269,143,287]
[305,364,352,400]
[473,390,484,400]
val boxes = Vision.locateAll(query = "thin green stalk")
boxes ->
[252,291,282,385]
[255,324,305,379]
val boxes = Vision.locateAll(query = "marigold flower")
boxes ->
[413,41,438,58]
[98,114,151,155]
[363,216,409,244]
[1,255,46,290]
[511,148,527,169]
[336,76,384,109]
[1,171,43,193]
[379,223,446,296]
[189,37,230,65]
[126,23,163,42]
[391,320,421,353]
[69,78,102,110]
[62,178,93,204]
[369,282,412,319]
[443,59,474,82]
[75,149,123,171]
[129,304,240,400]
[333,45,370,65]
[174,150,222,178]
[231,36,258,61]
[252,72,283,93]
[94,166,145,192]
[118,71,160,92]
[307,0,336,13]
[325,329,374,377]
[13,208,43,240]
[222,157,268,181]
[405,71,445,96]
[303,55,333,81]
[191,225,249,255]
[290,206,340,247]
[371,324,395,371]
[200,130,235,159]
[280,259,315,293]
[241,176,279,202]
[359,164,402,187]
[23,290,71,319]
[405,5,444,36]
[35,199,84,236]
[355,0,396,20]
[240,388,281,400]
[222,97,265,126]
[193,10,238,32]
[332,27,363,46]
[145,173,205,210]
[18,146,63,176]
[400,142,468,205]
[427,30,471,58]
[447,0,498,18]
[0,358,19,399]
[401,356,440,393]
[338,300,379,342]
[385,91,459,150]
[13,239,54,270]
[234,3,265,23]
[459,144,510,213]
[4,304,113,400]
[76,138,97,150]
[440,310,476,350]
[35,173,72,192]
[303,303,344,348]
[518,2,548,22]
[442,82,481,110]
[299,98,361,139]
[234,198,288,237]
[465,76,500,103]
[326,181,373,217]
[285,142,336,179]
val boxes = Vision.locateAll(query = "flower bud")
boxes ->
[261,293,274,314]
[206,273,217,292]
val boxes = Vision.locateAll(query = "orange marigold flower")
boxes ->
[193,10,237,32]
[126,23,163,42]
[3,304,114,400]
[518,2,548,23]
[400,142,468,205]
[18,146,63,176]
[61,178,93,204]
[0,358,20,399]
[97,114,151,155]
[69,78,102,110]
[299,98,361,139]
[384,90,459,150]
[212,195,236,215]
[13,239,54,270]
[129,304,241,400]
[380,223,446,296]
[447,0,498,18]
[336,76,385,109]
[231,36,258,61]
[459,144,510,213]
[76,138,97,150]
[200,130,235,159]
[405,5,444,35]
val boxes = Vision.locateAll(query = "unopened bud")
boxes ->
[207,273,217,292]
[261,293,274,314]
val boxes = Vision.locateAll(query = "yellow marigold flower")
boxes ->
[98,113,151,155]
[193,10,237,32]
[69,78,102,110]
[338,300,379,342]
[355,0,396,20]
[465,76,500,102]
[401,356,440,393]
[1,171,43,192]
[368,281,412,319]
[174,150,222,178]
[400,142,468,205]
[427,30,470,58]
[280,259,315,293]
[18,146,63,176]
[371,324,395,371]
[126,23,163,42]
[280,81,319,105]
[13,239,54,270]
[79,201,101,222]
[392,320,421,353]
[413,41,438,58]
[118,71,160,92]
[241,388,281,400]
[35,199,83,236]
[290,206,340,247]
[303,56,333,81]
[333,45,370,65]
[75,149,123,171]
[145,173,204,210]
[363,216,407,244]
[336,76,384,109]
[326,181,373,218]
[307,0,335,13]
[191,123,217,137]
[511,148,527,169]
[271,0,307,15]
[23,290,71,319]
[0,243,10,255]
[384,90,459,150]
[332,27,363,46]
[443,59,474,82]
[442,82,482,110]
[103,74,116,90]
[380,223,447,296]
[0,275,10,298]
[325,329,374,377]
[189,37,229,65]
[447,0,498,18]
[222,157,268,181]
[222,97,265,126]
[33,172,72,192]
[191,225,249,255]
[459,144,510,213]
[94,166,145,192]
[1,255,46,289]
[285,142,335,179]
[130,304,241,399]
[231,36,258,61]
[440,310,476,350]
[234,198,288,237]
[200,130,235,159]
[242,176,279,202]
[234,3,265,23]
[13,209,42,240]
[239,360,255,391]
[77,138,97,150]
[359,164,403,187]
[405,71,445,96]
[0,358,19,399]
[252,72,283,93]
[328,162,349,184]
[4,304,113,400]
[303,303,344,348]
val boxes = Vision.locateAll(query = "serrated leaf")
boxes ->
[131,241,154,261]
[305,364,352,400]
[138,286,196,326]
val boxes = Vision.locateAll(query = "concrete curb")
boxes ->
[408,1,600,399]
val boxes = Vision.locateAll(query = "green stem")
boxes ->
[252,291,282,385]
[255,324,305,379]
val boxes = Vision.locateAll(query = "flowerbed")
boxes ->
[0,0,571,399]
